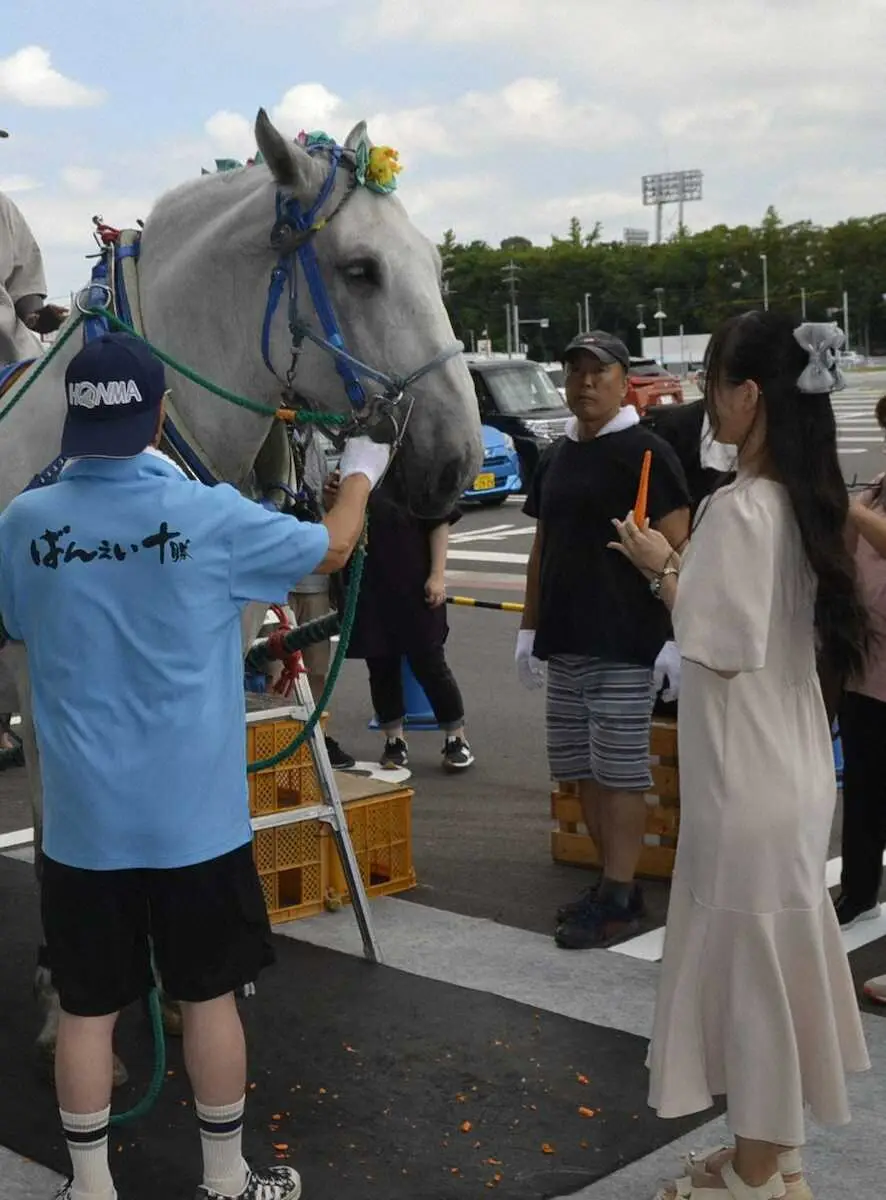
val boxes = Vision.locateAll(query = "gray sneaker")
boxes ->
[196,1165,302,1200]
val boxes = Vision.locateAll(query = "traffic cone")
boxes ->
[369,657,439,731]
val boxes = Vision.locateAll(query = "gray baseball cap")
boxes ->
[563,330,630,370]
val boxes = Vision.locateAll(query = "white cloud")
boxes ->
[0,174,41,193]
[457,78,639,150]
[272,83,350,135]
[0,46,105,108]
[205,110,256,160]
[60,167,103,194]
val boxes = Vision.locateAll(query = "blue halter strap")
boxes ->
[260,141,463,414]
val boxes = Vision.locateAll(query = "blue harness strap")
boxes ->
[88,232,218,487]
[261,145,369,410]
[0,359,35,396]
[113,237,140,329]
[83,255,114,343]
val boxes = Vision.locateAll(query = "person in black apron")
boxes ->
[342,484,475,772]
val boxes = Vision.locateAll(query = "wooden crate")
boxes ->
[550,718,680,880]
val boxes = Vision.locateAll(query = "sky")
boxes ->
[2,0,884,298]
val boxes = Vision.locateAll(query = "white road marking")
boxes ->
[450,524,513,541]
[611,851,886,961]
[446,549,529,565]
[450,527,534,544]
[0,827,33,851]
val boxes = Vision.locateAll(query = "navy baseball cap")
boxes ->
[563,330,630,370]
[62,332,167,459]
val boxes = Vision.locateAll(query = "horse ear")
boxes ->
[344,121,371,152]
[254,108,317,191]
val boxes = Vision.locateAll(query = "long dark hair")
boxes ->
[704,310,870,684]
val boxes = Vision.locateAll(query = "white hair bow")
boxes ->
[793,322,846,395]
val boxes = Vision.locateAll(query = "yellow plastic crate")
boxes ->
[246,709,325,816]
[326,788,416,903]
[253,819,327,924]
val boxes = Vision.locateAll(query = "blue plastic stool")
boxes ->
[369,657,439,731]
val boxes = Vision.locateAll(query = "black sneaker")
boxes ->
[380,736,409,769]
[554,898,640,950]
[442,735,475,772]
[556,882,645,925]
[834,893,880,930]
[325,735,356,770]
[196,1164,301,1200]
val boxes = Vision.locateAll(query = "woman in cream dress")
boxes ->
[612,312,870,1200]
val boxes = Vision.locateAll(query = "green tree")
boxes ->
[501,236,533,252]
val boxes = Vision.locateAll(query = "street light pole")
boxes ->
[653,288,666,366]
[801,287,806,320]
[584,292,592,334]
[760,253,769,311]
[504,303,512,357]
[843,288,850,346]
[576,302,583,334]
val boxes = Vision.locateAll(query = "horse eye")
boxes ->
[343,258,381,285]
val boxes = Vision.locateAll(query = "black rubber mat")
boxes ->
[0,854,714,1199]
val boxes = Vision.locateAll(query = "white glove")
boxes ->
[515,629,545,691]
[653,640,681,702]
[338,436,391,489]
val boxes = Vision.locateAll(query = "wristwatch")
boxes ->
[649,566,679,598]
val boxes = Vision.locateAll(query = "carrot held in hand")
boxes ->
[634,449,652,526]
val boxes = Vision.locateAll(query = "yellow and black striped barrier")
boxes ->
[446,595,525,613]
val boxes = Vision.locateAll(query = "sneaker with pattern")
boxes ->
[195,1163,301,1200]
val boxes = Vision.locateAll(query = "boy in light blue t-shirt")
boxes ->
[0,332,389,1200]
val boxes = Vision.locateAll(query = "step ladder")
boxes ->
[248,673,382,963]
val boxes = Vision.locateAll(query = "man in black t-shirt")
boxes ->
[517,331,690,950]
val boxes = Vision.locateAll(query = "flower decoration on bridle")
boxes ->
[793,321,846,395]
[298,129,402,194]
[204,130,402,195]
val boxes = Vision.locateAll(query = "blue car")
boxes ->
[462,424,523,506]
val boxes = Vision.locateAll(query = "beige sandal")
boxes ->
[683,1147,812,1200]
[656,1162,785,1199]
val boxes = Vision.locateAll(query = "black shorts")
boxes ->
[41,843,275,1017]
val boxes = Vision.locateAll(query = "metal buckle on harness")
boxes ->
[75,282,112,315]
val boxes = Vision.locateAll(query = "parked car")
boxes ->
[466,356,571,490]
[542,363,567,400]
[461,425,522,506]
[839,350,866,368]
[626,358,684,413]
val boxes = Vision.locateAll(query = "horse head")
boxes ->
[137,108,482,517]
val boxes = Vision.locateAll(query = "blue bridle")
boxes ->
[259,139,464,428]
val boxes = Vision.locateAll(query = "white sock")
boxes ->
[59,1106,116,1200]
[196,1096,249,1197]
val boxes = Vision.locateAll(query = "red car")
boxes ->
[625,358,684,413]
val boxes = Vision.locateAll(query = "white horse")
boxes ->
[0,108,482,1073]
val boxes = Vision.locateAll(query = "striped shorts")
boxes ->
[546,655,654,791]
